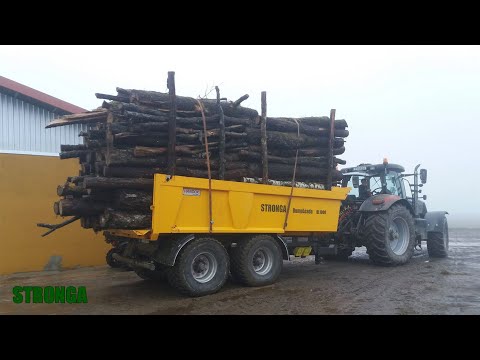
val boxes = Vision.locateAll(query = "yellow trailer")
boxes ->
[109,174,349,297]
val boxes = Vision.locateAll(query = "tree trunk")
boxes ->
[83,177,154,190]
[58,198,107,216]
[113,189,152,211]
[57,184,88,197]
[246,128,344,148]
[99,210,152,229]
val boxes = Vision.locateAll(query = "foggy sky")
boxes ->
[1,45,478,226]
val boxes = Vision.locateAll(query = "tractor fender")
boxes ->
[359,194,414,214]
[425,211,449,233]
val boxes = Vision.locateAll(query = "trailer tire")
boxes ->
[167,237,229,297]
[230,235,282,287]
[427,219,449,258]
[106,248,123,268]
[364,204,415,266]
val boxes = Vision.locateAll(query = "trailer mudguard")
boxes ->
[358,194,414,214]
[154,234,196,266]
[425,211,448,233]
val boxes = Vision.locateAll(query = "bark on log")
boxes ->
[99,210,152,229]
[46,110,108,128]
[58,198,107,216]
[267,117,348,128]
[113,190,152,211]
[57,184,88,197]
[121,89,259,118]
[249,145,346,157]
[83,177,154,190]
[60,144,87,152]
[238,150,347,166]
[59,150,90,160]
[106,149,168,167]
[246,129,345,148]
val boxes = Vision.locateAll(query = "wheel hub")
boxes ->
[251,248,274,276]
[191,252,218,284]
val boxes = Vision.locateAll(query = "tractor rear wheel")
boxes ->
[364,204,415,266]
[427,219,449,258]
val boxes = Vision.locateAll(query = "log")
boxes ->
[122,89,259,118]
[267,117,348,128]
[83,177,154,190]
[114,97,201,117]
[53,201,60,215]
[246,129,345,148]
[249,145,346,157]
[60,144,87,151]
[106,148,168,167]
[46,110,108,128]
[95,93,130,102]
[99,210,152,229]
[104,161,249,178]
[114,133,169,147]
[58,198,107,216]
[238,150,346,166]
[266,121,349,138]
[59,150,90,160]
[104,166,166,178]
[57,184,87,197]
[113,189,152,211]
[67,176,86,184]
[247,163,344,182]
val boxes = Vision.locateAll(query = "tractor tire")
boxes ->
[106,248,122,268]
[364,204,415,266]
[427,219,449,258]
[230,235,283,287]
[322,248,354,261]
[167,238,229,297]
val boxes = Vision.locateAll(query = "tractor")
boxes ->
[320,159,449,265]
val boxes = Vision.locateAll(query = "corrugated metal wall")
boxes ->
[0,91,86,154]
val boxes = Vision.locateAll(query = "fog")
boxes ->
[1,45,479,227]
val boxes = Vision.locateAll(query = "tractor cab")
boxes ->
[341,162,406,202]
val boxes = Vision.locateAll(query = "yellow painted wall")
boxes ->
[0,153,109,275]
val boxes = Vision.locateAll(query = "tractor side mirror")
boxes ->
[420,169,427,184]
[422,195,427,200]
[352,176,359,188]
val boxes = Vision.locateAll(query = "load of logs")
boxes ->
[44,74,349,231]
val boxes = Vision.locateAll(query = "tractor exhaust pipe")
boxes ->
[112,253,156,270]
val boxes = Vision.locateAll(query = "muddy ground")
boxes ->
[1,228,479,315]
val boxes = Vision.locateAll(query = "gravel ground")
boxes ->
[1,228,479,315]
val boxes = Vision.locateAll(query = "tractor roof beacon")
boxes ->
[318,160,449,265]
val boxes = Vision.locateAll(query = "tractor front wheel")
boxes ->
[427,219,449,258]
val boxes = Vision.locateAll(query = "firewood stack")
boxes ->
[46,81,349,231]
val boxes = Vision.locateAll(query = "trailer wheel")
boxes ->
[106,248,122,268]
[427,219,449,258]
[167,238,229,297]
[364,204,415,266]
[230,235,282,287]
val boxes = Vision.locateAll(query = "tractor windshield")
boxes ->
[345,171,403,199]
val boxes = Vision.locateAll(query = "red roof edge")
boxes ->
[0,75,87,114]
